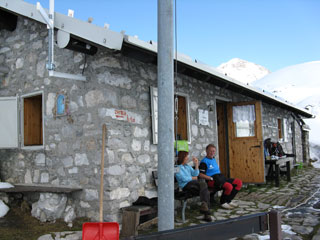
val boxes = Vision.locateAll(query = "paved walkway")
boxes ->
[173,166,320,240]
[37,166,320,240]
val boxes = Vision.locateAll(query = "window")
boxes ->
[0,91,44,149]
[235,121,255,137]
[232,104,256,138]
[22,93,43,147]
[278,118,288,142]
[277,119,283,140]
[174,95,188,141]
[150,87,190,144]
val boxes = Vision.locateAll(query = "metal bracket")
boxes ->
[36,0,86,81]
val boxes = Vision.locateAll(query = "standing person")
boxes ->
[175,151,212,222]
[199,144,242,209]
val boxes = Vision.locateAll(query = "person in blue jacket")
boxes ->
[175,151,212,222]
[199,144,242,209]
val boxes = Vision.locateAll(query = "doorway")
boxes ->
[217,100,265,183]
[216,101,228,177]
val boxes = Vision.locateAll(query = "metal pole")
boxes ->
[48,0,55,70]
[269,210,282,240]
[157,0,174,231]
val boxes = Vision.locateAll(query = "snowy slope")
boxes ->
[252,61,320,104]
[252,61,320,144]
[217,58,271,84]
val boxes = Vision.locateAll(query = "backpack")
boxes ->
[264,138,285,157]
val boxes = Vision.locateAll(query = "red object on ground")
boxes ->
[82,222,119,240]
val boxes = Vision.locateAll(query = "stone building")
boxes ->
[0,0,313,223]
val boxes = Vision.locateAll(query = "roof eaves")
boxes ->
[124,34,313,118]
[0,0,123,50]
[1,0,313,119]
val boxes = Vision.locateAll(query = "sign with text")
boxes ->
[199,109,209,126]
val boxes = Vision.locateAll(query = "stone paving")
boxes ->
[37,166,320,240]
[173,166,320,240]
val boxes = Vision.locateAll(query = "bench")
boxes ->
[0,183,82,222]
[153,170,192,222]
[265,157,291,187]
[152,170,218,223]
[121,205,157,237]
[0,183,82,193]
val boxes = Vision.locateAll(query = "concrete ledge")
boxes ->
[0,183,82,193]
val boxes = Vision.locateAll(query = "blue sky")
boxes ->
[25,0,320,72]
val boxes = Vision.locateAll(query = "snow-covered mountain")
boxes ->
[252,61,320,145]
[252,61,320,106]
[217,58,271,84]
[217,58,320,149]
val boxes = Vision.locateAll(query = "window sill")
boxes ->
[21,145,44,151]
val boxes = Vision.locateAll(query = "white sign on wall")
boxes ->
[198,109,209,126]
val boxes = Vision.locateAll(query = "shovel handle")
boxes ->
[99,124,106,222]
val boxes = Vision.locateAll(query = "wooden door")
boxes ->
[216,102,227,176]
[227,101,265,183]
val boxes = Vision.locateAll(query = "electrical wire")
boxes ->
[174,0,178,148]
[281,185,320,213]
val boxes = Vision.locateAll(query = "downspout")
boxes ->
[47,0,55,70]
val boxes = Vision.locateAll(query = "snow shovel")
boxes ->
[82,124,119,240]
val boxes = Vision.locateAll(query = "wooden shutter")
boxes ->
[0,97,19,148]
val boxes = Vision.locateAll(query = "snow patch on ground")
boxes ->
[272,205,285,209]
[310,143,320,168]
[257,234,270,240]
[0,182,14,189]
[0,200,9,218]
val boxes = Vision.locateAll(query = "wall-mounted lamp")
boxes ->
[57,30,97,55]
[208,104,214,112]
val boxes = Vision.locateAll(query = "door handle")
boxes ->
[250,145,261,149]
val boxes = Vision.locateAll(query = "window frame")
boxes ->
[21,91,45,150]
[278,118,288,142]
[150,87,191,144]
[174,91,191,144]
[231,102,258,140]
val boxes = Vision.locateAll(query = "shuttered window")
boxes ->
[0,91,44,149]
[23,94,43,146]
[150,87,190,144]
[278,118,288,142]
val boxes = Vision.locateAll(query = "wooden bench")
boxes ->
[265,157,291,187]
[121,205,157,237]
[152,170,218,223]
[0,183,82,193]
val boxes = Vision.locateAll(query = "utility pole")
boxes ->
[157,0,174,231]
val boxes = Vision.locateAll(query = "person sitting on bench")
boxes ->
[199,144,242,210]
[175,151,212,222]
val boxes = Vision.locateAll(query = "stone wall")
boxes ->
[302,130,310,162]
[0,15,305,223]
[0,16,218,222]
[261,102,303,163]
